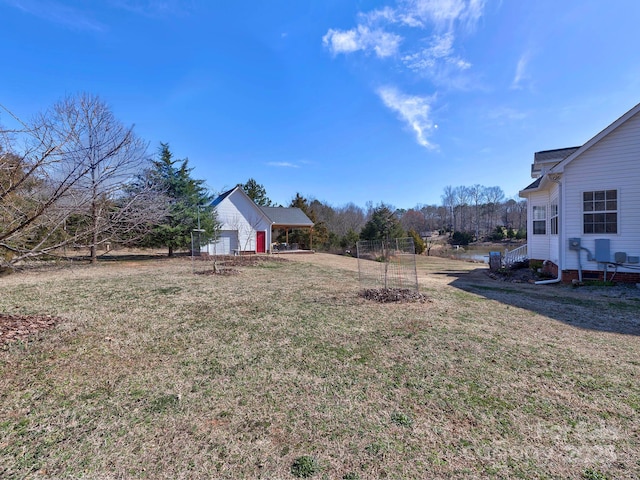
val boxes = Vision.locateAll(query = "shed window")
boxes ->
[533,206,546,235]
[583,190,617,234]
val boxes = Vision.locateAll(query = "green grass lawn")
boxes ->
[1,255,639,479]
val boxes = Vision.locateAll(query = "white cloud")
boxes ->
[323,0,485,83]
[511,51,531,90]
[267,162,300,168]
[403,33,456,71]
[359,6,398,25]
[377,86,437,148]
[400,0,486,30]
[323,25,402,58]
[402,33,471,88]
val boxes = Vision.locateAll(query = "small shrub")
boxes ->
[291,456,320,478]
[490,226,506,241]
[390,411,413,427]
[582,468,609,480]
[408,229,426,254]
[451,231,473,246]
[529,260,544,272]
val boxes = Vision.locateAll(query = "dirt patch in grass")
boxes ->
[0,313,62,345]
[359,288,430,303]
[195,254,288,267]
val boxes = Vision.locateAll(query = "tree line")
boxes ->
[241,182,526,253]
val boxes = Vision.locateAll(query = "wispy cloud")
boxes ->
[511,51,531,90]
[401,0,484,30]
[4,0,105,31]
[267,161,300,168]
[377,86,437,149]
[402,32,471,77]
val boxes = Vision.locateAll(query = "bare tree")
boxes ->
[441,185,455,235]
[329,202,366,238]
[418,204,445,233]
[51,94,154,263]
[454,185,471,233]
[484,186,505,233]
[399,208,426,233]
[0,94,163,269]
[467,184,486,238]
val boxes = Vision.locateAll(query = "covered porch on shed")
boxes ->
[260,206,315,253]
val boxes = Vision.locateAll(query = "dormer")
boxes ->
[531,147,580,178]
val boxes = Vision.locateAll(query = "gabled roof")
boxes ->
[520,101,640,197]
[550,101,640,174]
[260,206,314,227]
[210,186,314,227]
[211,187,236,207]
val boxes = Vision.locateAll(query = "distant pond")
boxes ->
[443,243,521,263]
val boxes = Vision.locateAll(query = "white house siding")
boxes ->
[527,190,552,262]
[205,231,237,255]
[561,111,640,273]
[211,190,272,253]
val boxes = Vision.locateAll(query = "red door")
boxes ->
[256,231,266,253]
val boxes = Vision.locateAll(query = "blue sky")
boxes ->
[2,0,640,209]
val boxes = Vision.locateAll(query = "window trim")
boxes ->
[532,205,546,235]
[550,203,558,235]
[582,189,618,235]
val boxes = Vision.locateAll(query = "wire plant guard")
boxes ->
[356,237,419,291]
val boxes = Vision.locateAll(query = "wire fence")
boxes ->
[356,237,418,291]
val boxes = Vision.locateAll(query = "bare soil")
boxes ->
[359,288,431,303]
[0,313,62,345]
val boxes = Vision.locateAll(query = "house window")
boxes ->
[533,206,546,235]
[583,190,617,234]
[550,203,558,235]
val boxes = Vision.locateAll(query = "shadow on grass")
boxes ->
[442,267,640,336]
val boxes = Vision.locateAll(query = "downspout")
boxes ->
[536,175,563,285]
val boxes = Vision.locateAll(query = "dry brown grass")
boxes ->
[1,253,639,479]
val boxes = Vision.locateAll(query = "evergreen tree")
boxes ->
[408,229,426,254]
[239,178,272,206]
[142,143,217,256]
[360,205,404,241]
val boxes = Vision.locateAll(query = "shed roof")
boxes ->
[211,187,235,207]
[260,206,314,227]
